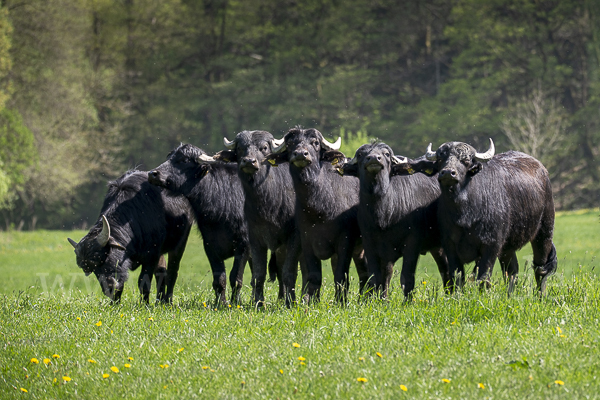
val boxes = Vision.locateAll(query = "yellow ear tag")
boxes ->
[425,169,432,175]
[336,168,344,176]
[407,167,415,175]
[268,158,275,165]
[332,158,339,165]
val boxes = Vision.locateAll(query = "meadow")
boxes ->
[0,209,598,399]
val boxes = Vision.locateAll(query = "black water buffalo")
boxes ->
[397,139,557,294]
[215,130,300,307]
[268,127,368,303]
[148,144,259,305]
[68,170,192,302]
[340,142,450,299]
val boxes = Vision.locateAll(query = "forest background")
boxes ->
[0,0,598,230]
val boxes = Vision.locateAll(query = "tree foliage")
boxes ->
[0,0,597,228]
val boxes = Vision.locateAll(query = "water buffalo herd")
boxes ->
[68,128,558,306]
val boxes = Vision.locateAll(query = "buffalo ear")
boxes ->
[391,158,438,177]
[468,162,483,176]
[195,163,211,178]
[265,151,289,166]
[108,237,126,251]
[339,162,358,177]
[322,150,346,166]
[213,150,237,163]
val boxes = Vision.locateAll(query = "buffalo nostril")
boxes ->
[150,170,158,177]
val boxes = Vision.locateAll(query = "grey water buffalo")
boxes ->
[68,170,192,302]
[394,139,557,294]
[148,144,256,305]
[215,130,301,307]
[340,142,449,299]
[268,127,368,304]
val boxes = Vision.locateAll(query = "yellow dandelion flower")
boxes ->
[110,330,113,334]
[148,317,153,322]
[20,388,28,393]
[62,376,71,382]
[128,357,134,361]
[279,369,283,374]
[556,326,562,334]
[292,343,300,348]
[159,364,165,368]
[555,380,564,386]
[88,359,96,364]
[442,378,451,383]
[163,385,167,389]
[422,281,427,285]
[53,378,57,383]
[210,369,215,372]
[228,304,231,308]
[560,335,566,338]
[376,352,383,358]
[25,375,28,378]
[102,373,109,379]
[300,362,306,366]
[185,319,188,322]
[357,377,368,383]
[358,357,365,361]
[43,358,50,365]
[76,317,81,321]
[400,384,408,391]
[202,366,209,370]
[241,381,245,386]
[165,364,170,368]
[529,375,533,380]
[203,302,207,308]
[178,347,184,353]
[120,313,124,318]
[478,383,485,389]
[52,354,60,359]
[110,366,119,373]
[95,321,102,327]
[297,356,306,361]
[124,364,131,368]
[451,320,456,325]
[237,305,241,309]
[30,358,39,364]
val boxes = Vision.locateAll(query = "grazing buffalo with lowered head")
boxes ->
[215,130,301,307]
[68,170,193,302]
[396,139,557,294]
[340,142,449,299]
[148,143,257,305]
[268,127,368,304]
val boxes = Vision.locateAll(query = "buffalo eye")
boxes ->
[261,145,268,153]
[383,152,390,158]
[312,140,319,147]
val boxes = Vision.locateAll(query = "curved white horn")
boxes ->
[97,215,111,247]
[391,155,407,165]
[322,136,342,151]
[223,137,236,150]
[271,140,287,154]
[348,156,358,165]
[196,153,216,163]
[68,237,78,249]
[272,138,284,147]
[474,138,495,162]
[425,143,437,161]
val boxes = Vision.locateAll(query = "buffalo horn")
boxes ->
[271,140,287,154]
[272,138,284,147]
[321,136,342,151]
[425,143,437,161]
[68,237,78,249]
[196,153,216,163]
[474,138,495,162]
[391,155,407,165]
[97,215,111,247]
[348,156,358,165]
[223,137,236,150]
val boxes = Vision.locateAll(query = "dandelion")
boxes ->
[555,380,564,386]
[297,356,306,361]
[148,317,154,322]
[357,377,368,383]
[237,305,241,309]
[53,378,57,383]
[185,319,188,322]
[95,321,102,327]
[159,364,165,369]
[63,376,72,382]
[76,317,81,321]
[177,347,184,353]
[43,358,50,365]
[163,385,167,389]
[241,381,245,387]
[228,304,231,308]
[279,369,283,374]
[110,330,113,334]
[442,379,451,383]
[358,357,365,361]
[210,369,215,372]
[478,383,485,389]
[52,354,60,359]
[376,352,383,358]
[292,343,301,348]
[20,388,28,393]
[300,362,306,366]
[110,366,119,373]
[102,373,109,379]
[88,359,96,364]
[124,364,131,368]
[556,326,562,334]
[30,358,39,364]
[203,302,207,308]
[202,366,209,370]
[400,385,408,391]
[422,281,427,285]
[128,357,134,361]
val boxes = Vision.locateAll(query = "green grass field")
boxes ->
[0,209,598,398]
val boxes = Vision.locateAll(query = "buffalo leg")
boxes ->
[499,251,518,295]
[532,241,557,295]
[138,263,155,303]
[475,247,500,290]
[229,247,249,304]
[430,247,451,293]
[444,246,465,293]
[303,252,322,304]
[282,235,301,307]
[205,247,227,306]
[154,255,168,302]
[399,248,420,301]
[274,247,286,301]
[352,246,369,295]
[333,247,354,304]
[250,242,268,307]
